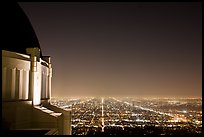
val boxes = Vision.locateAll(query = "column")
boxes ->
[11,68,16,99]
[45,75,48,98]
[6,68,12,100]
[19,69,23,99]
[15,69,20,99]
[42,56,52,101]
[48,60,52,100]
[22,70,29,100]
[26,47,41,106]
[41,72,45,98]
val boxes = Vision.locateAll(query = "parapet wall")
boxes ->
[2,49,52,104]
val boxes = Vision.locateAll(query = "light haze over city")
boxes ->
[19,2,202,98]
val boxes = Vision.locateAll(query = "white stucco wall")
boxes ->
[2,50,30,100]
[2,49,51,104]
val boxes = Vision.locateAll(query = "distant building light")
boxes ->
[183,110,187,113]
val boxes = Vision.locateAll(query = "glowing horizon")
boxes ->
[20,2,202,98]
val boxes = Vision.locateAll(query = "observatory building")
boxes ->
[2,3,71,135]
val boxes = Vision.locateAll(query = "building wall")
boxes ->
[2,50,50,102]
[2,49,71,135]
[43,103,72,135]
[32,106,61,129]
[2,101,62,134]
[2,101,32,129]
[2,51,30,101]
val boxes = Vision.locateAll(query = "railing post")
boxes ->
[26,47,41,106]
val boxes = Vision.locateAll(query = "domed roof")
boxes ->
[4,3,42,57]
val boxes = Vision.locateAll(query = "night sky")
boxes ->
[19,2,202,98]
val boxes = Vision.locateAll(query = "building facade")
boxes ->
[2,3,71,135]
[2,48,51,105]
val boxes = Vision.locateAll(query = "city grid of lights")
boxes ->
[51,97,202,136]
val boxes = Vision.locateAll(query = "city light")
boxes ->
[51,97,202,136]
